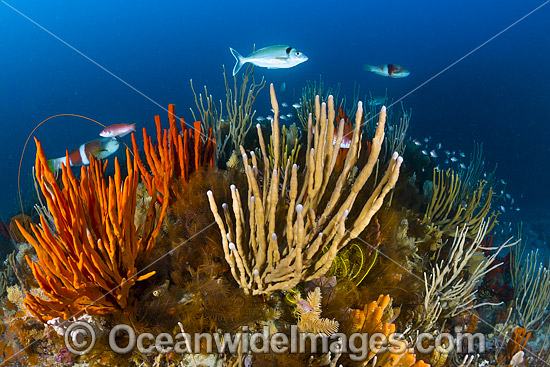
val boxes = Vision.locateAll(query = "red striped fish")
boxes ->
[47,137,119,172]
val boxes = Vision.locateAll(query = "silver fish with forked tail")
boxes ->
[230,45,308,76]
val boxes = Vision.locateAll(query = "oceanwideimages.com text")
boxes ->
[65,322,486,361]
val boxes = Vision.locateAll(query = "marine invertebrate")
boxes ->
[9,214,32,244]
[345,295,431,367]
[420,221,516,331]
[374,351,431,367]
[190,80,225,161]
[297,78,342,128]
[223,64,266,155]
[0,260,14,298]
[349,294,396,333]
[190,65,265,161]
[329,242,378,286]
[511,245,550,331]
[347,294,398,364]
[423,168,498,238]
[4,244,38,293]
[133,103,215,203]
[295,287,339,335]
[504,327,530,365]
[207,84,402,295]
[16,139,168,322]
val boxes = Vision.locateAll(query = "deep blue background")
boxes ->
[0,0,548,221]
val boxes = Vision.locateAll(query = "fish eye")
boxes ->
[296,51,300,55]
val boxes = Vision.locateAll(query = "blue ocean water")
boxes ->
[0,0,548,223]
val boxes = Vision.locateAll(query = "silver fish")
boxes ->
[230,45,308,76]
[292,103,301,108]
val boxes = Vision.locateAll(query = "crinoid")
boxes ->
[295,287,339,336]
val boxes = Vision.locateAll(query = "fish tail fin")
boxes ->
[363,64,376,72]
[47,157,64,172]
[230,48,246,76]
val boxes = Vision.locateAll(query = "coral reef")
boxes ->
[1,76,548,367]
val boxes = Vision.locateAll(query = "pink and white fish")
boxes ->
[296,299,314,313]
[364,64,410,78]
[100,123,136,138]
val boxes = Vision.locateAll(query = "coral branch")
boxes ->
[208,84,402,295]
[16,138,168,322]
[133,104,215,202]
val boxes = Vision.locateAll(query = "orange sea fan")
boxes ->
[132,104,216,202]
[16,138,169,322]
